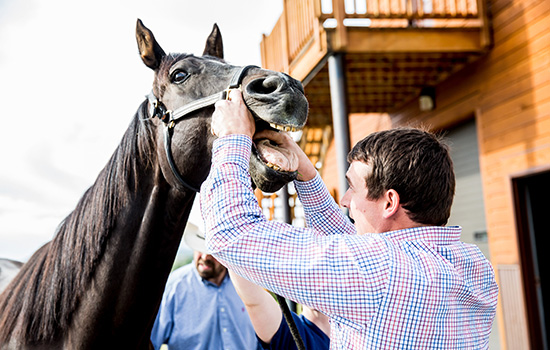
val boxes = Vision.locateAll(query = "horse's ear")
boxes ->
[136,19,166,70]
[203,23,224,59]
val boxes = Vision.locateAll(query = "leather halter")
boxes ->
[147,65,258,192]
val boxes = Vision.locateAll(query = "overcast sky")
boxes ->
[0,0,283,261]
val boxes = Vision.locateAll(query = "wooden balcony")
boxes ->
[261,0,492,174]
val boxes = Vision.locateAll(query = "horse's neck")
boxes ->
[0,112,197,349]
[65,141,196,349]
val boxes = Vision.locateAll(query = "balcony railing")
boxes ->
[261,0,487,76]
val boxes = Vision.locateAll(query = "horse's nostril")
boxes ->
[247,76,283,95]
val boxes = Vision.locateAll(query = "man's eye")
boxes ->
[172,71,189,84]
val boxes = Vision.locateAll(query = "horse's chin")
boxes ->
[249,148,298,193]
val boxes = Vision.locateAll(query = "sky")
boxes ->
[0,0,283,262]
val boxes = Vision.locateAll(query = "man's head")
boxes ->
[193,251,227,286]
[184,228,227,286]
[342,127,455,233]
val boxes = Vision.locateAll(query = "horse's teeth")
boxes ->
[268,123,300,133]
[265,162,281,171]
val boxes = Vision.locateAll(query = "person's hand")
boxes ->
[211,89,255,138]
[253,129,317,182]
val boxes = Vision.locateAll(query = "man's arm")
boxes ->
[202,90,388,327]
[150,289,174,349]
[229,270,282,344]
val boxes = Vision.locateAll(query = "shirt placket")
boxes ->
[218,286,232,350]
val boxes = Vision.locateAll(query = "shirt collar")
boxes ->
[380,225,462,245]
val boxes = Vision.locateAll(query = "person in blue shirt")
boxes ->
[150,229,259,350]
[230,271,330,350]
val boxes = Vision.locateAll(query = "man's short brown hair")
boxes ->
[347,127,455,226]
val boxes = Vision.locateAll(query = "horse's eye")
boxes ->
[172,71,189,84]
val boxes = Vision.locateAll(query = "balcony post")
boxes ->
[328,53,350,205]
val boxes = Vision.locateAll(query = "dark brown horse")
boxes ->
[0,19,308,350]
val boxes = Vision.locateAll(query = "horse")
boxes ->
[0,19,308,350]
[0,259,23,295]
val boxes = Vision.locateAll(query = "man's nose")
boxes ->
[340,191,350,208]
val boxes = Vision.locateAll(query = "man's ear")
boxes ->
[382,189,400,219]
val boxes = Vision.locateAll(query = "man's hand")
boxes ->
[253,129,317,182]
[211,89,255,138]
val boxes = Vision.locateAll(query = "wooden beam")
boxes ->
[339,28,484,52]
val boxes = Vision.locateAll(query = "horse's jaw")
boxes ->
[249,147,299,193]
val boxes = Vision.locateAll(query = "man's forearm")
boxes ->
[295,174,356,236]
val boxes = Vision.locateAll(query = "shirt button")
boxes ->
[223,328,227,332]
[220,307,225,312]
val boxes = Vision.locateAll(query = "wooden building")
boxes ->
[258,0,550,348]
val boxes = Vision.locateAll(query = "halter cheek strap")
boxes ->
[147,65,258,192]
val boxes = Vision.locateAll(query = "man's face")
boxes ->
[340,161,386,234]
[193,251,227,285]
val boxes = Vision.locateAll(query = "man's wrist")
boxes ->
[295,160,317,182]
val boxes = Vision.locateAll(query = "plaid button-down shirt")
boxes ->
[201,135,498,349]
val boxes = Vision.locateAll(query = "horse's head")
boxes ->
[136,19,308,193]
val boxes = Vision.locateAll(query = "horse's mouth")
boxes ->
[252,119,301,174]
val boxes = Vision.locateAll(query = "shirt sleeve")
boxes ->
[150,283,176,349]
[200,135,390,328]
[258,312,330,350]
[294,174,356,236]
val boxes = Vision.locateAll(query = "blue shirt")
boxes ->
[151,263,259,350]
[201,135,499,349]
[259,312,330,350]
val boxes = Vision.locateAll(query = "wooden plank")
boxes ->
[492,0,547,32]
[482,114,550,153]
[493,1,549,43]
[481,135,550,169]
[490,0,517,17]
[489,12,550,61]
[498,265,531,350]
[481,68,550,129]
[479,46,550,110]
[481,80,550,127]
[288,40,327,81]
[342,28,484,52]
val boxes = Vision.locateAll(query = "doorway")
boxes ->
[513,170,550,350]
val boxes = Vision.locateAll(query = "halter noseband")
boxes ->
[147,65,258,192]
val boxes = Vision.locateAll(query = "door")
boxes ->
[513,170,550,350]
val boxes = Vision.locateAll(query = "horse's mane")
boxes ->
[0,101,156,344]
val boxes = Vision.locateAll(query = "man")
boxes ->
[150,229,259,350]
[200,89,498,349]
[229,270,330,350]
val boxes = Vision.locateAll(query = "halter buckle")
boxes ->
[222,85,241,101]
